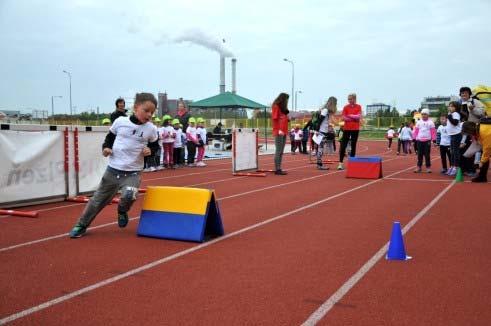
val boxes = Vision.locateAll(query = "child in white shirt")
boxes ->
[196,117,207,167]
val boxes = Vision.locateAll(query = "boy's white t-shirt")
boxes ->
[109,116,158,171]
[446,112,462,135]
[415,119,435,141]
[293,129,303,141]
[437,125,451,146]
[161,125,176,144]
[319,108,329,134]
[399,126,413,141]
[197,127,207,143]
[387,129,395,138]
[174,128,183,148]
[186,126,197,142]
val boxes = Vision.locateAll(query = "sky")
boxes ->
[1,0,490,114]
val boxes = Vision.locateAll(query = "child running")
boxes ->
[196,117,207,167]
[386,125,395,150]
[69,93,159,238]
[413,108,436,173]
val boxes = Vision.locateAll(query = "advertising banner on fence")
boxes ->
[0,131,66,206]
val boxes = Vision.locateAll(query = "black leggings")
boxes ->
[439,145,451,170]
[339,130,359,162]
[416,140,431,168]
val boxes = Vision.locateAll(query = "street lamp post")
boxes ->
[295,90,302,111]
[62,70,72,115]
[51,95,63,117]
[283,58,295,111]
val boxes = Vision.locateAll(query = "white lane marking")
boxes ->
[385,177,452,183]
[0,159,416,325]
[300,180,455,326]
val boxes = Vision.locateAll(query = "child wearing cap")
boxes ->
[161,115,176,169]
[186,117,198,166]
[196,118,207,167]
[413,108,436,173]
[172,119,184,167]
[291,124,303,155]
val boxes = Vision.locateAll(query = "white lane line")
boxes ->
[0,160,416,325]
[0,153,395,253]
[300,180,455,326]
[386,177,452,183]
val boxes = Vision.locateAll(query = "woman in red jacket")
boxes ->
[271,93,290,175]
[338,93,362,170]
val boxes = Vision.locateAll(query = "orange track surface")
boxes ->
[0,141,489,325]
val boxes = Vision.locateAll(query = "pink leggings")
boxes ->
[163,143,174,165]
[197,146,205,162]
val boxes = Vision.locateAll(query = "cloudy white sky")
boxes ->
[1,0,490,114]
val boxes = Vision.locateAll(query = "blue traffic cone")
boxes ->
[386,222,412,260]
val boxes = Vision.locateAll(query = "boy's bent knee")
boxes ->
[118,186,138,212]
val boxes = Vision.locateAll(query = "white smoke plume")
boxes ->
[174,28,234,57]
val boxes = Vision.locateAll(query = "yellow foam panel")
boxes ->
[142,186,213,215]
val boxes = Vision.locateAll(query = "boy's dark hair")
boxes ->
[115,98,125,107]
[273,93,289,114]
[459,87,472,96]
[134,93,157,108]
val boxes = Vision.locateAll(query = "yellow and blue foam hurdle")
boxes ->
[137,186,224,242]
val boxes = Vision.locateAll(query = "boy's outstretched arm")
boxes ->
[147,139,160,155]
[102,131,116,156]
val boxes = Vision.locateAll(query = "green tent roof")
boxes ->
[189,92,268,109]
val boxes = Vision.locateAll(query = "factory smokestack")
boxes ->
[231,58,237,94]
[220,56,225,94]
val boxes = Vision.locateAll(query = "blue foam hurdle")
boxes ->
[137,187,224,242]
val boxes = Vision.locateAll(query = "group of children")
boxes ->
[386,86,490,182]
[143,115,208,171]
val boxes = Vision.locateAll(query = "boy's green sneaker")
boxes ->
[118,212,129,228]
[337,163,344,170]
[69,223,87,238]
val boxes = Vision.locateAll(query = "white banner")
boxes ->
[0,131,66,205]
[77,131,109,194]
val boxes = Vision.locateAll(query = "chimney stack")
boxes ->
[231,58,237,94]
[219,56,225,94]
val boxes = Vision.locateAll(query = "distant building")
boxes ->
[421,96,459,115]
[157,93,193,117]
[366,103,391,117]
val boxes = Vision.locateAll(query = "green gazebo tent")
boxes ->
[189,92,270,148]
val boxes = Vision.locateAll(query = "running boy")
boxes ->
[69,93,159,238]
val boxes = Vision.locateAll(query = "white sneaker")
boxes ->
[196,161,205,167]
[143,168,151,172]
[337,163,344,170]
[155,166,164,171]
[149,166,157,172]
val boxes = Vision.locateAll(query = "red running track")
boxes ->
[0,141,489,325]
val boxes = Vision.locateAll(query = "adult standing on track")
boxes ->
[313,96,337,170]
[271,93,290,175]
[110,98,127,123]
[337,93,362,170]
